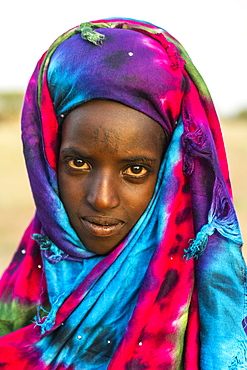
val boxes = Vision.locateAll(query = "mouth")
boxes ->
[80,216,125,237]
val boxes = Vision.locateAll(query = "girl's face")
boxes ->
[58,99,166,255]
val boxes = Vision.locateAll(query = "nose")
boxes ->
[86,171,120,211]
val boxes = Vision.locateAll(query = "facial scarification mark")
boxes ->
[92,125,120,153]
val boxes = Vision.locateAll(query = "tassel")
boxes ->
[184,175,242,260]
[32,233,52,250]
[37,310,56,334]
[32,233,69,263]
[34,294,65,334]
[229,340,247,369]
[184,223,215,260]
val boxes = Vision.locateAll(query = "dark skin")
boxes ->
[58,99,166,255]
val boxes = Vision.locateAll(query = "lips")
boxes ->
[80,216,125,237]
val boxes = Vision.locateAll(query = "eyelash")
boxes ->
[123,165,149,178]
[64,158,150,179]
[66,158,90,170]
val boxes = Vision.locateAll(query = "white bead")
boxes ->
[61,323,64,326]
[21,249,26,254]
[77,335,82,340]
[37,265,42,269]
[107,340,111,344]
[138,341,143,346]
[60,114,65,118]
[128,52,134,56]
[170,257,174,260]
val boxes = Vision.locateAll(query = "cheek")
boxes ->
[126,179,157,220]
[58,172,81,212]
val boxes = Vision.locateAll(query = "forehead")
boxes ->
[60,100,165,154]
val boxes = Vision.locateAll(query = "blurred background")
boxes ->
[1,0,247,274]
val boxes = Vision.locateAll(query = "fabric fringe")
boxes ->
[184,178,242,259]
[34,293,65,334]
[184,224,215,260]
[32,233,69,263]
[210,181,242,245]
[229,341,247,369]
[32,233,52,249]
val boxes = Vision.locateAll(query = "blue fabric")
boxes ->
[35,125,182,368]
[198,234,247,368]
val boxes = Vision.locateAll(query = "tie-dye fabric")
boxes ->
[0,18,246,369]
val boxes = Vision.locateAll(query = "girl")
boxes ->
[0,18,246,369]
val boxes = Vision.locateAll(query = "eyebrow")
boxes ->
[60,148,157,164]
[60,147,91,159]
[120,156,158,164]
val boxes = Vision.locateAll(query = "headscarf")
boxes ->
[0,18,246,369]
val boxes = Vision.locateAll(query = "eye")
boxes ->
[67,158,90,170]
[123,165,148,178]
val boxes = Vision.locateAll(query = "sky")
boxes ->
[1,0,247,117]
